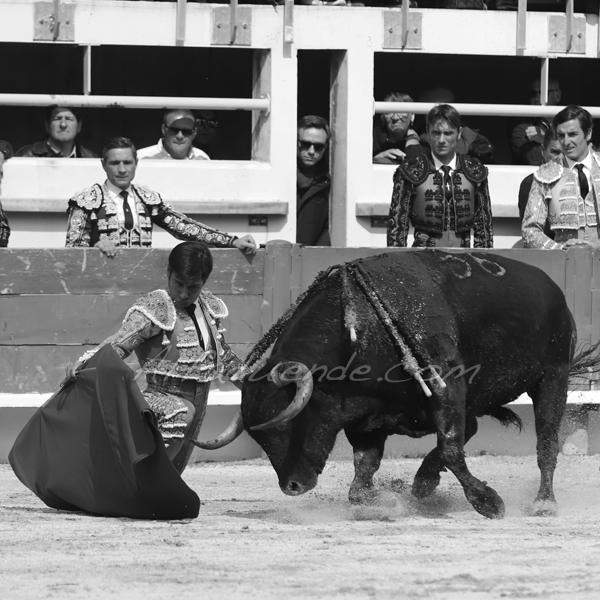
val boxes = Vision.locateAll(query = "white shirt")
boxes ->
[432,153,458,174]
[566,150,593,197]
[104,180,140,229]
[137,138,210,161]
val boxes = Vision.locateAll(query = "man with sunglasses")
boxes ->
[138,109,210,161]
[297,115,331,246]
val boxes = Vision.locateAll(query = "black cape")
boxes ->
[9,345,200,520]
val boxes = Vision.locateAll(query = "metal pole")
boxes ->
[83,46,92,96]
[373,101,600,118]
[516,0,527,51]
[0,93,271,112]
[176,0,187,47]
[230,0,238,45]
[566,0,574,53]
[540,57,549,106]
[52,0,60,41]
[401,0,410,49]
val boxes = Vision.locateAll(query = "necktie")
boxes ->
[441,165,452,202]
[120,191,134,230]
[185,305,205,351]
[575,164,589,200]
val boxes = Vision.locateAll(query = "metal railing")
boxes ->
[374,101,600,119]
[0,93,270,113]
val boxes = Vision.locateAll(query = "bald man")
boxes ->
[138,109,210,160]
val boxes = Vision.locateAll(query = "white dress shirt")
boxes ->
[104,180,140,230]
[432,153,458,174]
[137,138,210,161]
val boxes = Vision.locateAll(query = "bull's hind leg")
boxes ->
[344,429,387,504]
[412,415,478,499]
[530,368,569,516]
[428,382,505,519]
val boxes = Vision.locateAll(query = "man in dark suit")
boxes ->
[296,115,331,246]
[16,106,97,159]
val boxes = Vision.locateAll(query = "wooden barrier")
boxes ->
[2,244,600,393]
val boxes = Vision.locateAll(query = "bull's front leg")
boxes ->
[412,415,478,499]
[344,429,387,504]
[430,384,505,519]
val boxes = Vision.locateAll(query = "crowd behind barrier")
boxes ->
[1,100,598,250]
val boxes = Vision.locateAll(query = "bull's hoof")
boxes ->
[531,499,558,517]
[412,475,441,499]
[349,486,378,505]
[465,484,505,519]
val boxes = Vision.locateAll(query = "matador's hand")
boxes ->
[94,239,118,258]
[233,235,258,255]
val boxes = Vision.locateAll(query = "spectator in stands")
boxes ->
[509,76,562,166]
[373,92,423,164]
[297,115,331,246]
[387,104,493,248]
[16,106,97,158]
[65,137,257,257]
[518,127,562,240]
[0,141,12,247]
[138,109,210,160]
[522,105,599,250]
[416,87,496,164]
[194,110,220,159]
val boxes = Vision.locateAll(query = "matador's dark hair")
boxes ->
[168,241,213,283]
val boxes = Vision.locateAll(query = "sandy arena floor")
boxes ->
[1,455,599,600]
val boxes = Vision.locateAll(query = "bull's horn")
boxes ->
[250,362,313,431]
[190,409,244,450]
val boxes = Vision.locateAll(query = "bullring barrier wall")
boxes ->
[1,244,599,462]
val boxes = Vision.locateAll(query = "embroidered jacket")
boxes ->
[522,154,600,250]
[65,183,237,248]
[387,152,493,248]
[80,289,250,385]
[0,199,9,247]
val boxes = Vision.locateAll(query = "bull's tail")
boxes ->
[569,340,600,382]
[486,406,523,432]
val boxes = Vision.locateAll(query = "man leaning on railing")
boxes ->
[65,136,257,257]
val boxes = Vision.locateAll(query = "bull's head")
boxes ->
[196,359,341,496]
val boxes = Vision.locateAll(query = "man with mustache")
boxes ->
[387,104,493,248]
[522,105,600,250]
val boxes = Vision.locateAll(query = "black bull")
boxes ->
[203,251,594,518]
